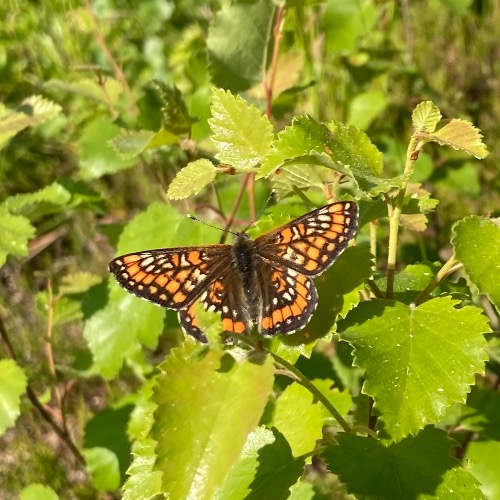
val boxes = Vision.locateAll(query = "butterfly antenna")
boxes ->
[187,214,239,237]
[242,190,276,232]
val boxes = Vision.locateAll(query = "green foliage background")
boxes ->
[0,0,499,498]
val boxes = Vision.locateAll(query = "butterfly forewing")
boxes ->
[255,201,358,276]
[108,245,232,309]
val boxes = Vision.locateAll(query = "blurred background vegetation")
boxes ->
[0,0,498,496]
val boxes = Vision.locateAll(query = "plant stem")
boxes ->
[0,314,86,466]
[414,256,462,306]
[269,349,352,433]
[264,2,286,118]
[386,136,421,297]
[231,334,352,433]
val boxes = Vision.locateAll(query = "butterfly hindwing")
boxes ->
[257,262,318,335]
[179,271,250,341]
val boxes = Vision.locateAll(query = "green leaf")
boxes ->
[465,440,500,499]
[322,427,482,499]
[207,0,275,92]
[258,114,337,179]
[452,216,500,312]
[59,272,102,295]
[2,181,72,218]
[46,77,123,106]
[214,427,275,500]
[346,90,388,131]
[339,297,489,441]
[83,447,121,492]
[83,289,164,378]
[109,129,156,158]
[461,386,500,440]
[123,381,162,499]
[152,343,275,499]
[167,159,217,200]
[79,117,136,180]
[245,428,306,500]
[435,162,481,196]
[327,122,384,178]
[19,484,59,500]
[122,438,163,500]
[312,379,353,420]
[150,80,191,135]
[87,203,223,373]
[288,481,315,500]
[84,405,133,484]
[421,119,488,159]
[0,359,27,435]
[0,209,35,267]
[274,382,324,457]
[412,101,442,133]
[0,95,62,149]
[322,1,377,52]
[209,88,273,170]
[84,204,194,378]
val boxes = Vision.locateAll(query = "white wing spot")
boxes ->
[141,256,154,267]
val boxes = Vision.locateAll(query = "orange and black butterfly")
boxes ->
[109,201,358,342]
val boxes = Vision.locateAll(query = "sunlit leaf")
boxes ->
[412,101,442,133]
[0,209,35,267]
[421,119,488,159]
[274,382,324,456]
[209,88,273,170]
[152,343,275,498]
[167,159,217,200]
[83,447,121,492]
[0,95,62,149]
[452,216,500,312]
[79,117,136,180]
[19,484,59,500]
[339,297,489,441]
[0,359,27,435]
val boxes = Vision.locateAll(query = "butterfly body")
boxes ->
[110,202,358,342]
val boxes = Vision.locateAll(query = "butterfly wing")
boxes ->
[256,261,318,336]
[255,201,358,277]
[109,245,231,309]
[178,271,251,342]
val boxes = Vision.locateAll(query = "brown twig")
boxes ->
[264,3,287,118]
[82,0,139,116]
[220,174,252,242]
[0,313,86,466]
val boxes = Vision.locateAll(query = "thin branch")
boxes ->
[0,313,86,466]
[386,136,421,298]
[82,0,139,116]
[228,333,352,433]
[264,2,287,118]
[44,280,66,430]
[220,174,252,242]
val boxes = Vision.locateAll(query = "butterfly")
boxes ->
[109,201,358,342]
